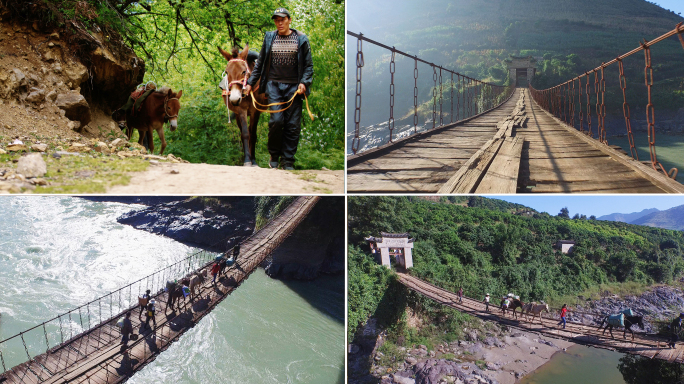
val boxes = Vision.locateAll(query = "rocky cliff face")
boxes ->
[0,3,143,138]
[117,197,255,250]
[263,197,345,280]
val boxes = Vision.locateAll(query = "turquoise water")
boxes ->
[0,197,344,383]
[519,344,627,384]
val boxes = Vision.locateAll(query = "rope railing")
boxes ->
[348,31,514,155]
[0,198,317,381]
[529,22,684,180]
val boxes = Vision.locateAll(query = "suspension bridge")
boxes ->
[347,24,684,193]
[0,196,319,384]
[397,272,684,364]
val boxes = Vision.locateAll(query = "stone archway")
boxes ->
[365,232,414,269]
[506,56,537,86]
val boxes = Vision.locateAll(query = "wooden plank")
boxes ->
[475,137,523,194]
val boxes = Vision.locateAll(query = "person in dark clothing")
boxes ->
[244,7,314,170]
[457,287,463,303]
[233,243,241,259]
[669,314,684,348]
[144,300,157,329]
[139,289,151,320]
[121,312,133,347]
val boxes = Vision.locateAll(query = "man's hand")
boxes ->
[244,84,252,94]
[297,83,306,95]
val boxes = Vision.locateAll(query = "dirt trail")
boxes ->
[107,162,344,194]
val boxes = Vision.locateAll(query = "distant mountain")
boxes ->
[598,208,660,223]
[631,205,684,231]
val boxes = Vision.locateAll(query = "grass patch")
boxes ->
[475,360,487,370]
[377,341,407,370]
[441,352,457,361]
[311,186,333,194]
[31,154,149,193]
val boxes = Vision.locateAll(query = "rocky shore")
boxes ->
[569,285,684,332]
[116,197,255,250]
[350,284,684,384]
[349,317,573,384]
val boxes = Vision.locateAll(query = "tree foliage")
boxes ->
[34,0,344,168]
[348,196,684,336]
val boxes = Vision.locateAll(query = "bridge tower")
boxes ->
[365,232,414,269]
[506,56,537,86]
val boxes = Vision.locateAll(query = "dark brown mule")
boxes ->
[125,87,183,155]
[218,44,267,166]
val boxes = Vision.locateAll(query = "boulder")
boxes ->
[31,143,48,152]
[26,87,45,103]
[55,91,91,127]
[46,90,57,102]
[17,153,47,178]
[64,62,88,86]
[93,142,110,154]
[6,144,28,152]
[68,143,91,153]
[110,138,124,148]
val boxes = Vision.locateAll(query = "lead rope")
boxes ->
[221,72,232,124]
[249,90,314,121]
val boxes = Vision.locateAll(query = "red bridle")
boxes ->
[224,58,251,96]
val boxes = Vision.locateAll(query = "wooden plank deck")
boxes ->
[346,87,684,194]
[519,88,684,193]
[347,93,518,193]
[0,197,320,384]
[397,272,683,363]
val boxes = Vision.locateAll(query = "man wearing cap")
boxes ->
[244,7,314,170]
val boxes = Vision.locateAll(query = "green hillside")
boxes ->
[346,0,684,127]
[348,196,684,339]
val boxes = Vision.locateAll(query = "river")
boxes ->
[0,196,344,383]
[520,343,684,384]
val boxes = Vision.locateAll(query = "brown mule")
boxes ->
[218,44,267,166]
[125,87,183,155]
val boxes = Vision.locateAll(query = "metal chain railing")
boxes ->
[388,48,396,142]
[530,23,684,179]
[347,31,513,155]
[0,197,318,382]
[413,57,419,133]
[351,34,364,154]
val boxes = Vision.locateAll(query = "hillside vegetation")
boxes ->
[347,0,684,127]
[348,196,684,339]
[5,0,344,170]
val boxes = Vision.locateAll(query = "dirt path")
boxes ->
[107,162,344,194]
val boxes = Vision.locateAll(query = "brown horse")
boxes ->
[218,44,267,166]
[125,86,183,155]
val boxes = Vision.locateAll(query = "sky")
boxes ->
[490,195,684,218]
[656,0,684,15]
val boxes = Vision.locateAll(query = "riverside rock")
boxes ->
[55,91,91,127]
[17,153,46,178]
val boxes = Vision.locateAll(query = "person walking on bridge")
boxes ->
[457,287,464,303]
[139,289,151,320]
[557,304,568,329]
[234,242,241,259]
[243,7,314,170]
[484,294,490,312]
[211,261,221,285]
[668,313,684,348]
[144,299,157,329]
[121,312,133,347]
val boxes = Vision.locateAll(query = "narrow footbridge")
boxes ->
[398,272,684,364]
[0,196,319,384]
[347,25,684,193]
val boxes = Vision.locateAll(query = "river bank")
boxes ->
[350,283,684,384]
